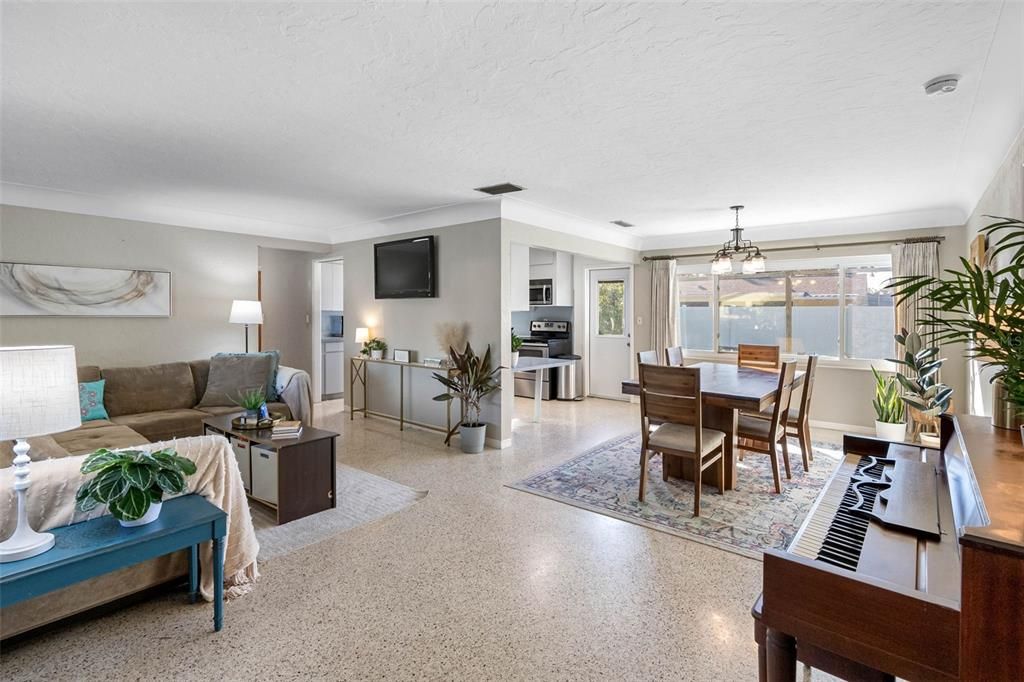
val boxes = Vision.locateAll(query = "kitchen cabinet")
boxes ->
[320,262,344,311]
[323,341,344,397]
[510,243,530,311]
[526,248,573,307]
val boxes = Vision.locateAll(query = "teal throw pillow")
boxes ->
[79,380,109,421]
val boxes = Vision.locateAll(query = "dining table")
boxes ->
[621,362,804,491]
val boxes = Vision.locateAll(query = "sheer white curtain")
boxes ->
[650,259,678,358]
[891,240,940,375]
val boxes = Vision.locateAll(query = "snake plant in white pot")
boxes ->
[872,368,907,442]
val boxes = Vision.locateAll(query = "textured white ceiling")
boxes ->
[2,2,1020,247]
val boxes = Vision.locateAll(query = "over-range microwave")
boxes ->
[529,279,552,306]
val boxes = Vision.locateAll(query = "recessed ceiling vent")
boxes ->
[468,180,520,193]
[610,220,634,228]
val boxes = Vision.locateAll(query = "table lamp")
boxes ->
[354,327,369,345]
[0,345,81,562]
[229,300,263,353]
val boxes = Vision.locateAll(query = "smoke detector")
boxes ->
[924,75,959,96]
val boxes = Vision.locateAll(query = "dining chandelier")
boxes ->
[710,205,766,275]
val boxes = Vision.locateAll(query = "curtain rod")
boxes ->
[641,235,945,262]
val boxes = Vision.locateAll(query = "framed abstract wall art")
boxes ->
[0,262,171,317]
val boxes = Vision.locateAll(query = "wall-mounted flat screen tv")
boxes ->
[374,236,437,298]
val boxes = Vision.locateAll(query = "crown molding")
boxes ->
[638,207,967,252]
[327,199,501,243]
[0,182,333,244]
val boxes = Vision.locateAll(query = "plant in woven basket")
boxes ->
[889,328,952,427]
[75,448,196,522]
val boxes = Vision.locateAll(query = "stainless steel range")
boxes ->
[515,320,572,400]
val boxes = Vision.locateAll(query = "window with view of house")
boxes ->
[676,256,893,361]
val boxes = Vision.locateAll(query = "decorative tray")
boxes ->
[230,412,287,430]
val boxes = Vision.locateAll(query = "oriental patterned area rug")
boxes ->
[252,464,427,561]
[509,433,843,560]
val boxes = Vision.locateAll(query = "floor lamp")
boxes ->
[229,300,264,353]
[0,345,82,562]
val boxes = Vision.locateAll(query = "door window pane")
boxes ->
[718,275,786,352]
[845,267,894,359]
[597,280,625,336]
[791,270,840,357]
[677,275,713,351]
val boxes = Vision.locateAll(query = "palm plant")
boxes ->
[432,343,502,445]
[887,215,1024,422]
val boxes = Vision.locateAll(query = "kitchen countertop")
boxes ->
[511,356,575,372]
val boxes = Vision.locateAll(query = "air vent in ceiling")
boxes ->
[474,182,525,195]
[610,220,635,228]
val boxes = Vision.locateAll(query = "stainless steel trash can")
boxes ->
[555,355,584,401]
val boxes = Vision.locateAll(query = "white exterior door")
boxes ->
[588,267,631,400]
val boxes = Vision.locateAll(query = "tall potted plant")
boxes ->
[888,215,1024,440]
[871,368,907,442]
[432,343,502,453]
[889,328,952,447]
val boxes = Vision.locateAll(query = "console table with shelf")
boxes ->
[349,356,464,444]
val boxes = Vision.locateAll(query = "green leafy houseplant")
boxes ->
[511,331,523,353]
[75,448,196,522]
[432,343,502,445]
[360,337,388,356]
[872,368,906,425]
[232,386,266,412]
[888,215,1024,428]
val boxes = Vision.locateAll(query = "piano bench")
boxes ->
[751,594,895,682]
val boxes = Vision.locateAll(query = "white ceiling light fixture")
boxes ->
[924,74,960,96]
[710,206,766,275]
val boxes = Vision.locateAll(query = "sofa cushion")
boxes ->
[101,362,197,417]
[214,351,281,400]
[198,353,274,408]
[111,409,208,442]
[77,365,102,383]
[0,435,71,468]
[53,424,150,456]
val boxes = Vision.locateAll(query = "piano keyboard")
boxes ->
[790,454,887,571]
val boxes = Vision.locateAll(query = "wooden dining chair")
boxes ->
[736,361,797,494]
[638,365,725,517]
[636,350,660,366]
[737,344,781,370]
[664,346,685,367]
[745,354,818,473]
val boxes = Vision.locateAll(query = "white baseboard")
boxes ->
[810,419,874,436]
[486,437,513,450]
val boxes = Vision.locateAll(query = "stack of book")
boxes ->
[272,420,302,439]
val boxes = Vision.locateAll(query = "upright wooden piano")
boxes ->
[753,414,1024,681]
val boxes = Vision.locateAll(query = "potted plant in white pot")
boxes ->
[360,337,388,360]
[871,368,906,442]
[75,447,196,527]
[889,328,952,448]
[232,386,267,425]
[511,331,523,368]
[432,343,502,453]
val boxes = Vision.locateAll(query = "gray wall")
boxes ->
[258,246,318,375]
[327,219,503,441]
[962,127,1023,416]
[0,205,327,367]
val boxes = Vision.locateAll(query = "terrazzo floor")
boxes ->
[0,397,843,681]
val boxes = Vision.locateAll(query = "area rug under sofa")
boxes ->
[509,432,842,559]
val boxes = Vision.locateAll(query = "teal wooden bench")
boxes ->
[0,494,228,632]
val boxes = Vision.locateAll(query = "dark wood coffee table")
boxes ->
[201,414,338,525]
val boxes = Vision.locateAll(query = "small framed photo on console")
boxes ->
[393,349,411,363]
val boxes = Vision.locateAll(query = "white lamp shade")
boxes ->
[354,327,370,344]
[229,300,263,325]
[0,345,82,440]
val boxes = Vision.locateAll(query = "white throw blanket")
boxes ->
[0,435,259,601]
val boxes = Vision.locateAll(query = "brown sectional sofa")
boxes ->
[1,359,292,467]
